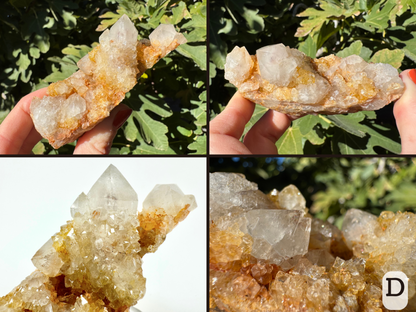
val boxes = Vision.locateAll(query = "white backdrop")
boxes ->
[0,158,206,312]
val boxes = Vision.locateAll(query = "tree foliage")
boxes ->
[209,0,416,154]
[0,0,206,154]
[209,157,416,228]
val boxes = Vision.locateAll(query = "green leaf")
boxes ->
[370,49,405,69]
[209,6,227,69]
[29,46,40,59]
[61,10,77,30]
[241,104,268,139]
[360,46,373,62]
[364,0,395,31]
[333,120,401,154]
[218,18,237,36]
[32,141,45,154]
[225,0,264,34]
[305,127,326,145]
[298,35,317,58]
[327,114,366,137]
[33,33,50,54]
[177,126,193,137]
[276,126,303,154]
[296,115,325,135]
[16,52,30,71]
[188,135,207,154]
[336,41,362,58]
[183,28,206,43]
[296,1,359,37]
[161,1,191,25]
[97,11,121,31]
[126,94,173,151]
[176,44,206,70]
[62,44,94,60]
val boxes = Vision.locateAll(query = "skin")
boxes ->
[211,71,416,155]
[0,87,132,154]
[210,92,292,154]
[393,69,416,154]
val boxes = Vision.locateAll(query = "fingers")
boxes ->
[244,109,291,154]
[394,69,416,154]
[0,88,47,154]
[74,104,132,154]
[210,133,252,154]
[210,92,255,139]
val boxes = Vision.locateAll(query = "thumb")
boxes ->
[73,104,132,154]
[394,69,416,154]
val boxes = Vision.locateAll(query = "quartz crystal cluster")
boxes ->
[209,172,416,312]
[0,165,196,312]
[30,15,186,148]
[224,44,404,118]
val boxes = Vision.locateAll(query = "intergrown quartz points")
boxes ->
[210,172,415,312]
[0,165,196,312]
[209,172,277,222]
[30,15,186,148]
[242,209,311,263]
[224,44,404,118]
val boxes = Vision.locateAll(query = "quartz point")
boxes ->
[30,15,187,148]
[224,44,404,118]
[0,165,197,312]
[210,172,416,312]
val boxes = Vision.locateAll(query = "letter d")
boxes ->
[383,271,408,310]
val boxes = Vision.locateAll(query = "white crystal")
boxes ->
[341,208,380,249]
[70,192,89,217]
[106,14,138,48]
[87,164,138,215]
[31,238,64,277]
[256,44,297,87]
[278,185,306,212]
[224,46,254,84]
[142,184,196,216]
[149,24,187,47]
[243,209,311,261]
[209,172,277,222]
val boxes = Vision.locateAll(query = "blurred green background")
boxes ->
[210,157,416,228]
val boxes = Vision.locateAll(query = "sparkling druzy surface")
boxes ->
[209,172,416,312]
[224,44,404,118]
[30,15,186,149]
[0,165,196,312]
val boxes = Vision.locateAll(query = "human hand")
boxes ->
[210,92,291,154]
[394,69,416,154]
[0,88,132,154]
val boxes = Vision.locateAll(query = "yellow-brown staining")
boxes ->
[346,75,377,102]
[136,209,168,256]
[47,275,83,306]
[88,46,100,63]
[52,221,73,258]
[313,55,341,77]
[173,204,191,224]
[294,66,315,85]
[48,81,76,98]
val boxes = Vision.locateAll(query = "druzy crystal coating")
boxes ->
[0,165,196,312]
[224,44,404,118]
[30,15,186,148]
[209,172,416,311]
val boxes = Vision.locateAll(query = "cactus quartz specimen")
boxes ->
[30,15,186,148]
[210,172,416,312]
[224,45,404,118]
[0,165,196,312]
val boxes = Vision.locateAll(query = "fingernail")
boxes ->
[113,108,132,129]
[409,69,416,84]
